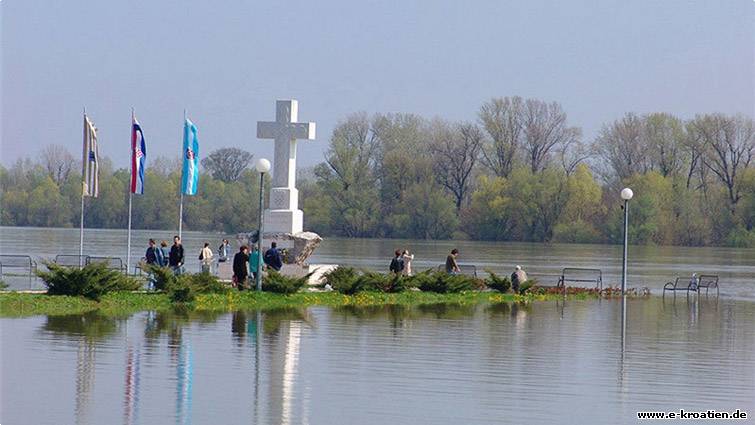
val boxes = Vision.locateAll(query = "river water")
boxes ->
[2,298,754,424]
[1,227,754,299]
[2,227,755,423]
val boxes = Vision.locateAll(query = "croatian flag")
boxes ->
[130,115,146,194]
[181,118,199,195]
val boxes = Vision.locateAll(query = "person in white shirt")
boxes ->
[200,242,214,274]
[402,249,415,276]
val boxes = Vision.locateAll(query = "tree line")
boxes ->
[2,97,754,247]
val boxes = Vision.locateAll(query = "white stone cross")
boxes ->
[257,99,316,234]
[257,100,316,189]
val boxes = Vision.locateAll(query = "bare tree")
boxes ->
[478,97,524,178]
[688,114,755,213]
[643,113,686,178]
[521,99,581,173]
[39,144,75,185]
[201,148,253,182]
[429,120,484,211]
[594,113,648,181]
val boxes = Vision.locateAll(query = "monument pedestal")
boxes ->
[264,209,303,236]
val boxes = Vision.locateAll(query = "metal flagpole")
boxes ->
[127,108,134,275]
[178,109,186,239]
[80,108,86,263]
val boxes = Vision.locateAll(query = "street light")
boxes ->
[255,158,271,291]
[620,187,633,294]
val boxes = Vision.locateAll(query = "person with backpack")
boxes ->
[389,249,405,274]
[199,242,214,274]
[264,242,283,271]
[218,239,230,263]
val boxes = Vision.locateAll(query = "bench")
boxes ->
[86,256,125,272]
[54,254,90,268]
[436,264,478,278]
[0,255,38,281]
[558,267,603,290]
[664,275,719,298]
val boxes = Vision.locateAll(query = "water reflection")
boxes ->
[10,299,755,425]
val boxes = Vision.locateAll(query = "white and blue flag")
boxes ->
[181,118,199,195]
[130,114,146,194]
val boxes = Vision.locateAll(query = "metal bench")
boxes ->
[0,255,38,282]
[697,274,719,296]
[436,264,478,278]
[86,256,125,272]
[664,275,719,299]
[54,254,90,268]
[663,276,700,299]
[557,267,603,290]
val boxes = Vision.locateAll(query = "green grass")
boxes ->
[0,289,602,317]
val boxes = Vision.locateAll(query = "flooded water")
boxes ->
[1,226,754,299]
[2,298,754,424]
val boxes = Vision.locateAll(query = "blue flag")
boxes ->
[181,119,199,195]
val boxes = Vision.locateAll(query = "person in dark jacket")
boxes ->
[169,235,185,275]
[264,242,283,271]
[233,245,250,290]
[389,249,405,274]
[145,239,158,265]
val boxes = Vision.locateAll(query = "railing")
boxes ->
[0,255,38,285]
[558,268,603,290]
[86,256,125,272]
[436,264,478,278]
[54,254,90,268]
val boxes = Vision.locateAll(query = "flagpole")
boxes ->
[79,108,86,264]
[127,108,134,275]
[178,109,187,239]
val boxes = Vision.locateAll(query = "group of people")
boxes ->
[394,247,530,291]
[389,249,415,275]
[143,237,286,290]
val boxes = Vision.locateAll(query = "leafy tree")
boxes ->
[26,176,70,227]
[201,147,253,182]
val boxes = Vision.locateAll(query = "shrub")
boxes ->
[323,267,360,294]
[37,262,141,301]
[485,271,511,293]
[165,272,229,304]
[415,271,484,293]
[263,270,311,294]
[518,279,538,295]
[0,280,8,290]
[144,264,175,291]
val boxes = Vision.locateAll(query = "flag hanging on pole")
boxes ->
[181,118,199,195]
[82,115,99,197]
[130,115,147,194]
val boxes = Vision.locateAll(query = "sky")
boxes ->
[1,0,753,170]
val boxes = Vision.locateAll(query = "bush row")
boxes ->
[324,267,538,295]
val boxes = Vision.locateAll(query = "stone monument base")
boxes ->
[236,230,323,265]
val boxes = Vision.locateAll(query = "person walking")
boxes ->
[200,242,214,274]
[511,265,528,293]
[389,249,405,274]
[445,249,461,275]
[157,241,169,267]
[218,239,231,263]
[169,235,185,275]
[249,246,260,283]
[144,239,159,291]
[264,242,283,271]
[233,245,250,290]
[145,239,158,265]
[402,249,415,276]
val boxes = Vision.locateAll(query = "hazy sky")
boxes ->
[2,0,753,170]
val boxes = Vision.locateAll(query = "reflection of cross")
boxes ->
[257,100,316,189]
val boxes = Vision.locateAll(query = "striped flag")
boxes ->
[82,114,99,197]
[130,114,146,194]
[181,118,199,195]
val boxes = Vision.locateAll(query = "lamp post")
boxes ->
[255,158,271,291]
[620,187,634,294]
